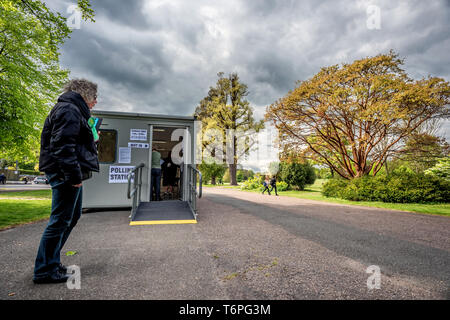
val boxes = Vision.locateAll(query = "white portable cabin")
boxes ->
[82,110,202,225]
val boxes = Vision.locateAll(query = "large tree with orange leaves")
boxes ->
[265,51,450,179]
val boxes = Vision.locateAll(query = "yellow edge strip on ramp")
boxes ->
[130,220,197,226]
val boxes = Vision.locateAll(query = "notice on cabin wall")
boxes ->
[109,166,135,184]
[128,142,149,149]
[130,129,147,141]
[119,147,131,164]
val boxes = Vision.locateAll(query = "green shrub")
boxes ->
[277,181,289,191]
[279,161,316,190]
[425,157,450,180]
[240,176,262,190]
[322,178,348,198]
[322,170,450,203]
[304,165,316,185]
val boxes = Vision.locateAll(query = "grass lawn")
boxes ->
[0,189,52,199]
[0,190,52,230]
[204,180,450,217]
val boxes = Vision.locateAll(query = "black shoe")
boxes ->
[58,263,67,274]
[33,271,70,284]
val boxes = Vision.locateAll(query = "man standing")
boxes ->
[150,147,162,201]
[33,79,99,284]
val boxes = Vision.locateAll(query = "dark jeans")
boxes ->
[262,186,271,195]
[270,184,278,195]
[151,168,161,201]
[33,172,82,279]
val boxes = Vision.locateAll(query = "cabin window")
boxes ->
[98,129,117,163]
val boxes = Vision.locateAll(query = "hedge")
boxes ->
[322,168,450,203]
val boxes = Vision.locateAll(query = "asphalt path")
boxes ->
[0,187,448,299]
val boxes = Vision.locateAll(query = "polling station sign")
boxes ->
[109,166,135,183]
[130,129,147,141]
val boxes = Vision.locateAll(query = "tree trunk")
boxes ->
[211,176,216,185]
[229,163,237,185]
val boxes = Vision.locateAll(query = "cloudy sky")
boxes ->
[43,0,450,169]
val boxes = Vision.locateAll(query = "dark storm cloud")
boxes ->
[43,0,450,139]
[61,29,168,92]
[250,51,296,91]
[90,0,150,30]
[243,0,301,17]
[231,0,366,105]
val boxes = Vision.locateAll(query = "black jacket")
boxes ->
[39,91,99,185]
[270,177,276,186]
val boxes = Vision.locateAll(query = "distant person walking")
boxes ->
[33,79,99,284]
[0,173,5,184]
[262,176,271,195]
[151,147,162,201]
[269,176,278,196]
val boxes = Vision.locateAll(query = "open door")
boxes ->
[129,125,200,226]
[148,125,187,202]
